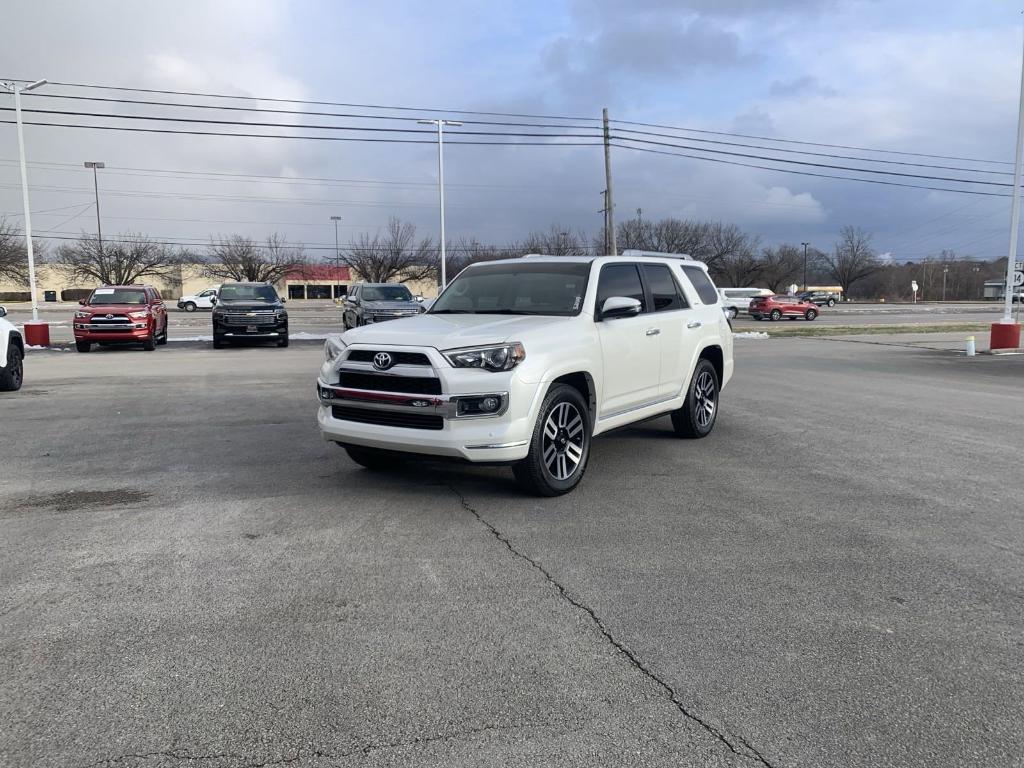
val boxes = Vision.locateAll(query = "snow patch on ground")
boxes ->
[25,345,71,352]
[167,332,329,343]
[732,331,770,339]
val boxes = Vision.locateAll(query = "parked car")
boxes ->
[73,285,169,352]
[212,282,288,348]
[718,287,773,318]
[317,253,734,496]
[0,306,24,391]
[177,287,219,312]
[798,290,839,307]
[749,294,820,321]
[341,283,423,330]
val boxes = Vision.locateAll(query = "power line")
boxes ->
[612,143,1010,198]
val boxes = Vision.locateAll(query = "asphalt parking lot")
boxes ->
[2,338,1022,767]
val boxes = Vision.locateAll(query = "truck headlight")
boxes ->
[443,342,525,372]
[276,310,288,320]
[324,335,346,363]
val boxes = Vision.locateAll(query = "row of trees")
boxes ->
[0,214,1010,300]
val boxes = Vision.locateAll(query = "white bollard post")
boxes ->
[965,335,976,357]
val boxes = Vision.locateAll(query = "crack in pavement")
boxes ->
[449,485,778,768]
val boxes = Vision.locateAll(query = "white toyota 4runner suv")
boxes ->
[317,252,734,495]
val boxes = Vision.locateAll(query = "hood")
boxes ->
[363,300,419,310]
[80,303,151,315]
[341,312,568,349]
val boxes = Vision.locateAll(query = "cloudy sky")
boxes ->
[1,0,1022,262]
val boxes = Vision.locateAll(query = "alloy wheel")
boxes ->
[694,370,716,429]
[542,401,585,481]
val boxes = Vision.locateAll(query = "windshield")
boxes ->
[430,261,591,316]
[219,284,279,303]
[88,288,147,305]
[362,285,413,302]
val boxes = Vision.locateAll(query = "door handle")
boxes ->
[645,328,660,336]
[687,321,702,329]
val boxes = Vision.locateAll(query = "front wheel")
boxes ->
[805,309,818,321]
[75,340,91,353]
[769,309,782,321]
[278,331,289,348]
[827,298,836,307]
[671,359,719,439]
[143,329,157,351]
[0,344,23,391]
[213,334,226,349]
[513,384,591,496]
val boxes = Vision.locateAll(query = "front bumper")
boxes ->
[74,322,151,341]
[214,321,287,338]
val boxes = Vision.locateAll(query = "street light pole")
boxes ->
[330,215,342,299]
[1,79,47,322]
[418,119,461,289]
[84,161,105,251]
[801,242,810,291]
[942,265,949,302]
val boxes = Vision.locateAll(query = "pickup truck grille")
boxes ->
[346,350,430,366]
[338,371,441,395]
[331,405,443,430]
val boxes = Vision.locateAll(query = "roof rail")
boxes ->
[620,249,692,260]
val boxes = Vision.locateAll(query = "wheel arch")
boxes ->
[697,344,724,386]
[548,370,597,427]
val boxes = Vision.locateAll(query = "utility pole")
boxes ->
[602,107,617,255]
[330,215,342,299]
[1,79,46,324]
[801,242,810,291]
[599,190,609,254]
[418,118,461,289]
[999,21,1024,335]
[942,265,949,301]
[84,161,105,252]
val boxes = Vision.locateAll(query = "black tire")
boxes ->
[156,323,168,345]
[827,298,836,307]
[805,309,818,321]
[0,343,23,391]
[751,314,761,320]
[671,358,719,439]
[143,329,157,351]
[213,334,226,349]
[183,302,197,312]
[277,331,289,348]
[513,383,591,497]
[75,340,91,353]
[344,445,393,470]
[769,309,782,321]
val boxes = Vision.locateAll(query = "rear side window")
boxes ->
[642,264,687,312]
[680,266,719,305]
[597,264,647,313]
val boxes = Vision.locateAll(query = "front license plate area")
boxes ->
[246,325,258,333]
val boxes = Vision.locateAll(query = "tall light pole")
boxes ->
[330,215,342,299]
[1,79,47,323]
[801,242,810,291]
[942,265,949,301]
[84,161,105,251]
[418,119,461,289]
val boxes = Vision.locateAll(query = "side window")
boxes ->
[642,264,687,312]
[681,266,719,305]
[597,264,647,314]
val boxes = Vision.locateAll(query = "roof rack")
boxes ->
[620,249,692,260]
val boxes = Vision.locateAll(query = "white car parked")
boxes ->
[0,306,25,392]
[717,287,773,318]
[177,287,219,312]
[317,252,734,495]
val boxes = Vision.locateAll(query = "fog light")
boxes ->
[455,395,504,417]
[480,397,500,412]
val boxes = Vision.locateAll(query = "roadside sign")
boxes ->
[1014,270,1024,288]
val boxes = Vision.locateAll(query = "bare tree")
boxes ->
[714,248,763,287]
[522,225,590,256]
[616,217,711,257]
[758,244,804,292]
[203,233,308,283]
[824,226,880,296]
[55,232,182,285]
[0,217,33,285]
[343,218,436,283]
[447,237,521,275]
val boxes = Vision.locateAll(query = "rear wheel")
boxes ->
[75,340,91,353]
[805,308,818,321]
[157,323,168,345]
[0,344,23,391]
[183,302,197,312]
[770,309,782,321]
[671,358,719,439]
[344,445,393,471]
[513,384,590,496]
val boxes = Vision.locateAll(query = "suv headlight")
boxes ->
[324,335,347,363]
[75,310,90,319]
[443,342,525,372]
[128,310,150,319]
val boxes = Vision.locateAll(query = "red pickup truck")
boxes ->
[73,285,169,352]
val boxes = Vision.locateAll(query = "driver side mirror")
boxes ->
[78,299,87,306]
[209,296,217,305]
[280,297,286,304]
[601,296,642,320]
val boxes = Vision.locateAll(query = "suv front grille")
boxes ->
[331,405,443,430]
[338,371,441,395]
[223,313,277,325]
[346,350,430,365]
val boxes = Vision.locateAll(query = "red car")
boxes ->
[749,294,820,321]
[73,284,169,352]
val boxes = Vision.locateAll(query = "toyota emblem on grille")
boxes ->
[105,314,113,319]
[372,352,394,370]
